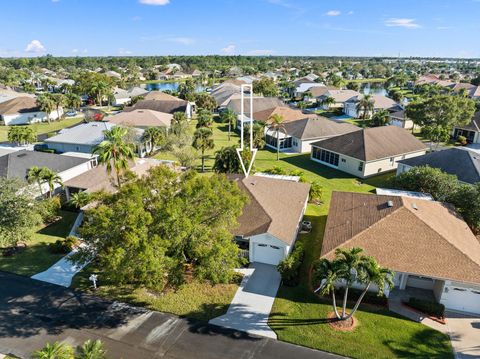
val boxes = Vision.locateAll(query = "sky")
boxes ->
[1,0,480,58]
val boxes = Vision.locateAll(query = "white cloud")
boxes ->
[221,44,235,55]
[118,48,133,55]
[167,37,194,45]
[384,18,421,29]
[326,10,341,16]
[347,11,354,15]
[247,49,275,56]
[25,40,46,53]
[132,15,142,21]
[139,0,170,5]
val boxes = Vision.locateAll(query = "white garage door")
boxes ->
[252,243,285,265]
[444,286,480,315]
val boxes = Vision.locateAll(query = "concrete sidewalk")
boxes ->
[210,263,281,339]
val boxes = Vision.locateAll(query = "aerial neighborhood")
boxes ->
[1,2,480,358]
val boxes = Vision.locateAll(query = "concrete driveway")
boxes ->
[446,311,480,358]
[210,263,281,339]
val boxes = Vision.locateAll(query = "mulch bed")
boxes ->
[401,303,447,325]
[327,312,358,331]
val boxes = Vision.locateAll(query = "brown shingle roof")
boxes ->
[281,117,360,140]
[106,109,172,128]
[126,99,188,115]
[0,96,39,115]
[311,126,427,161]
[232,175,310,245]
[143,91,184,102]
[227,97,284,115]
[309,86,337,98]
[253,106,315,123]
[322,192,480,284]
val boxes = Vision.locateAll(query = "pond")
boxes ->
[360,82,388,96]
[143,82,206,92]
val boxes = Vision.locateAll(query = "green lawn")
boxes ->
[0,210,78,277]
[0,117,84,142]
[71,265,240,322]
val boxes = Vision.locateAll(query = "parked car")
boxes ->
[65,110,77,117]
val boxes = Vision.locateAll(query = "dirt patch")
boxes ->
[327,312,358,331]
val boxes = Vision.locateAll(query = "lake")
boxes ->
[360,82,388,96]
[144,82,206,92]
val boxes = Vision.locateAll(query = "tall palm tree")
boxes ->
[52,93,65,120]
[371,109,390,127]
[142,127,167,155]
[66,93,82,111]
[76,339,107,359]
[91,81,109,107]
[356,94,375,120]
[93,126,135,187]
[321,96,335,109]
[41,168,63,198]
[192,127,214,172]
[196,108,213,128]
[36,93,56,124]
[220,108,237,141]
[32,341,74,359]
[268,113,287,161]
[314,258,343,319]
[27,166,46,196]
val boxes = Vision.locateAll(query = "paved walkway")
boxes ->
[445,311,480,359]
[31,245,88,287]
[210,263,281,339]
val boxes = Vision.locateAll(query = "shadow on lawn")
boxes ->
[383,329,455,358]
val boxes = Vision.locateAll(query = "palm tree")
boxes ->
[268,113,287,161]
[93,126,135,187]
[371,109,390,127]
[32,341,74,359]
[213,145,240,173]
[192,127,214,172]
[321,96,335,109]
[76,339,107,359]
[52,93,65,120]
[243,122,265,149]
[142,127,167,155]
[91,81,110,107]
[36,93,56,123]
[196,108,213,128]
[66,93,82,111]
[220,108,237,141]
[27,166,46,196]
[41,168,63,198]
[356,94,375,120]
[69,191,91,209]
[314,247,393,321]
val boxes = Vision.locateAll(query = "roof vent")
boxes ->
[412,203,418,210]
[387,200,394,208]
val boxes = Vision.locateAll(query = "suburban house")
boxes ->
[253,105,315,124]
[343,94,398,118]
[265,117,360,153]
[45,122,151,157]
[63,158,169,199]
[113,87,149,106]
[231,174,310,265]
[308,86,337,100]
[452,110,480,143]
[0,149,95,196]
[397,147,480,185]
[388,110,414,130]
[318,89,360,110]
[310,126,427,178]
[0,96,62,126]
[294,83,324,98]
[322,191,480,315]
[227,97,284,116]
[127,91,193,118]
[0,88,34,105]
[106,109,172,129]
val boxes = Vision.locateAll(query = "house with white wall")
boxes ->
[310,126,427,178]
[343,94,398,118]
[388,110,414,130]
[322,191,480,315]
[265,117,360,153]
[0,96,62,126]
[231,175,310,266]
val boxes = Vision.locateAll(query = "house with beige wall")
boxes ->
[310,126,427,178]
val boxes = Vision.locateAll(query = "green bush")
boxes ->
[277,243,304,286]
[457,135,467,145]
[49,236,79,254]
[334,287,388,306]
[309,181,323,203]
[38,196,61,224]
[406,297,445,318]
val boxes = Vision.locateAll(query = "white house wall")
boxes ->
[2,110,62,126]
[249,233,289,265]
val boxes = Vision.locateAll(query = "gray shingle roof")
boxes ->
[398,148,480,184]
[127,99,188,114]
[0,150,89,180]
[45,122,115,145]
[311,126,427,161]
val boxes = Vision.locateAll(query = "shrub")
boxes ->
[334,287,388,306]
[38,197,61,224]
[309,181,323,203]
[406,297,445,318]
[457,135,467,145]
[49,236,79,254]
[264,166,287,175]
[277,243,304,286]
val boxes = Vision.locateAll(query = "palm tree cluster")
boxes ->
[32,339,107,359]
[7,126,37,145]
[355,94,375,120]
[192,108,215,172]
[27,166,63,198]
[314,247,393,321]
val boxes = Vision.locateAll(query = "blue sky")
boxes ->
[2,0,480,58]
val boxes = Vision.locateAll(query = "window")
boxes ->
[270,245,280,249]
[358,161,364,172]
[341,158,346,163]
[266,134,292,149]
[312,147,339,167]
[257,243,267,247]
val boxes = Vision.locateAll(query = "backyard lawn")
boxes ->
[0,117,84,142]
[0,210,78,277]
[71,265,241,322]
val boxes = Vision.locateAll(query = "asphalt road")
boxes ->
[0,272,343,359]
